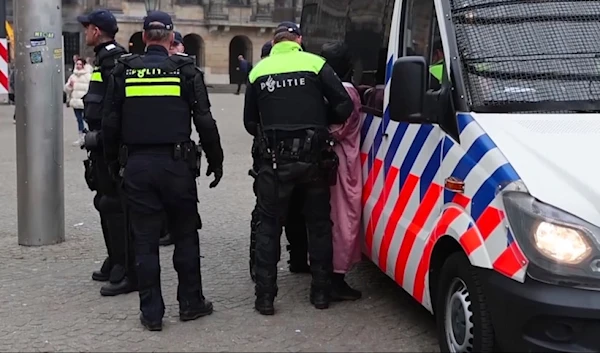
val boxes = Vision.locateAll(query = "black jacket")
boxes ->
[102,45,224,169]
[243,41,353,137]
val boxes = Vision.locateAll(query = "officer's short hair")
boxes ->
[144,22,172,42]
[273,30,299,44]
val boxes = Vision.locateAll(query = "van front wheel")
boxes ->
[436,252,495,353]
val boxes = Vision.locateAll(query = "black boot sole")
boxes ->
[142,322,162,331]
[255,305,275,315]
[92,272,109,282]
[331,291,362,301]
[100,284,137,297]
[140,315,162,331]
[180,305,214,322]
[310,300,330,310]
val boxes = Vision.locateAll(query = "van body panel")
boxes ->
[471,112,600,228]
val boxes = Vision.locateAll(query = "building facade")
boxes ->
[5,0,302,84]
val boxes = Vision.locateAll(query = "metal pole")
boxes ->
[15,0,65,246]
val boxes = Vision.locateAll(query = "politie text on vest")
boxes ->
[260,76,306,92]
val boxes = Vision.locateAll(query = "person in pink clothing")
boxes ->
[320,41,363,300]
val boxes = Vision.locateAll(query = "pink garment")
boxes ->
[329,82,363,274]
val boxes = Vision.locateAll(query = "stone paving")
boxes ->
[0,95,439,352]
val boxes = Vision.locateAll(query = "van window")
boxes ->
[300,0,348,56]
[450,0,600,113]
[390,0,445,122]
[346,0,394,116]
[404,0,435,57]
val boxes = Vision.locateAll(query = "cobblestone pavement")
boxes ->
[0,96,438,352]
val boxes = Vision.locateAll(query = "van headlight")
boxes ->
[533,221,592,265]
[502,191,600,288]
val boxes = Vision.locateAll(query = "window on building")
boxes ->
[62,32,80,67]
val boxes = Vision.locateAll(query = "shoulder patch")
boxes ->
[120,53,132,57]
[175,52,188,56]
[105,44,116,51]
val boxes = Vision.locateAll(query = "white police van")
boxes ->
[301,0,600,351]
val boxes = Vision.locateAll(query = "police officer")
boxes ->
[244,22,353,315]
[159,30,186,247]
[102,11,224,331]
[77,9,137,296]
[248,38,310,282]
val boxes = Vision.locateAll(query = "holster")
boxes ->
[83,154,97,191]
[179,141,201,178]
[319,143,339,186]
[83,130,102,151]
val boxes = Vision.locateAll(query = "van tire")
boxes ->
[436,252,495,353]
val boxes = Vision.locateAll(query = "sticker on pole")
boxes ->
[30,51,43,64]
[30,37,46,47]
[34,31,55,39]
[53,48,62,59]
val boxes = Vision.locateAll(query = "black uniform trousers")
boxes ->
[122,148,204,322]
[91,149,135,283]
[251,174,308,266]
[253,159,333,295]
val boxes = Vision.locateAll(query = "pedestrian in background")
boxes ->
[235,54,251,95]
[84,57,94,73]
[64,58,91,146]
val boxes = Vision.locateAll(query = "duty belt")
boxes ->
[126,142,193,160]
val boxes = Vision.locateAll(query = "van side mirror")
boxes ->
[389,56,431,123]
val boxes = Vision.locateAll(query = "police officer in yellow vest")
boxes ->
[77,9,137,297]
[158,30,186,248]
[102,11,224,331]
[244,22,353,315]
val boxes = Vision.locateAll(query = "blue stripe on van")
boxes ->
[383,122,409,176]
[420,139,442,201]
[398,125,433,188]
[470,163,519,220]
[443,133,496,204]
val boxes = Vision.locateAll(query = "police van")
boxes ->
[301,0,600,351]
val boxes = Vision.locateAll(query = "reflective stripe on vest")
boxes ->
[91,70,103,82]
[124,76,181,97]
[429,63,443,83]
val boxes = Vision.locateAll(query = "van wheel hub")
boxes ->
[445,278,474,352]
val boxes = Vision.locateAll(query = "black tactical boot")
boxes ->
[140,313,162,332]
[180,299,214,322]
[331,273,362,301]
[159,233,173,246]
[254,294,275,315]
[310,288,330,310]
[100,276,137,296]
[92,257,111,282]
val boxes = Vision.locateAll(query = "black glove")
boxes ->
[206,164,223,188]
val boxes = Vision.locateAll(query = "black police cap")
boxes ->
[274,21,302,36]
[143,10,174,31]
[77,9,119,36]
[174,31,183,44]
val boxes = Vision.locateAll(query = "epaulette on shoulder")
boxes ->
[120,53,133,58]
[175,52,188,57]
[105,43,117,51]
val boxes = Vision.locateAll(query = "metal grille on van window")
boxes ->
[449,0,600,114]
